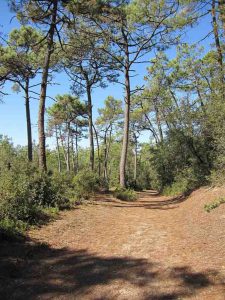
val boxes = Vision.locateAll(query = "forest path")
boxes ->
[1,188,225,299]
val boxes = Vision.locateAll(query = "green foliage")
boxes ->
[0,139,75,234]
[0,167,70,225]
[163,167,200,196]
[72,170,99,200]
[204,197,225,213]
[127,180,144,192]
[114,188,137,202]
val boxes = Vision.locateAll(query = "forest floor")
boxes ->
[1,187,225,300]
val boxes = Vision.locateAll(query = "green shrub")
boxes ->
[163,167,199,196]
[204,197,225,212]
[0,218,27,236]
[29,172,71,209]
[113,188,137,201]
[72,170,99,200]
[127,180,144,192]
[0,164,73,234]
[98,177,109,191]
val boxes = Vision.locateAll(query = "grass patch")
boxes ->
[204,197,225,212]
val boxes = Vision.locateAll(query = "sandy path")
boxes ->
[1,188,225,299]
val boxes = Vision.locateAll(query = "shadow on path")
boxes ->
[93,190,190,210]
[0,237,224,299]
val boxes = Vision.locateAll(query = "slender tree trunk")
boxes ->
[93,124,101,177]
[75,124,79,174]
[86,84,94,170]
[38,0,57,171]
[59,127,67,169]
[134,137,138,182]
[66,122,70,172]
[153,99,164,143]
[71,136,76,173]
[103,130,108,182]
[120,62,130,188]
[55,125,61,173]
[25,79,32,162]
[105,126,112,181]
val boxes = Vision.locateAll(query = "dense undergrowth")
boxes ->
[0,157,99,237]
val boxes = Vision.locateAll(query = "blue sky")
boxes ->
[0,0,214,148]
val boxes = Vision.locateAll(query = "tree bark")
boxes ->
[25,79,32,162]
[71,136,76,173]
[86,84,95,171]
[66,122,71,172]
[120,62,130,188]
[55,125,61,173]
[219,0,225,34]
[59,127,67,169]
[93,124,101,177]
[103,129,108,182]
[212,0,224,72]
[75,124,79,174]
[133,136,138,182]
[38,0,57,171]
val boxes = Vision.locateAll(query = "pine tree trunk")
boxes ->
[38,0,57,171]
[219,0,225,32]
[86,84,94,171]
[59,127,67,169]
[120,65,130,188]
[103,130,108,182]
[66,122,70,172]
[93,124,101,177]
[212,0,224,73]
[104,125,112,185]
[75,129,79,174]
[71,135,76,173]
[55,125,61,173]
[25,80,32,162]
[134,137,138,182]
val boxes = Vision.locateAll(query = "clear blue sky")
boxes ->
[0,0,214,148]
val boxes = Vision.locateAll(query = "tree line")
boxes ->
[1,0,225,192]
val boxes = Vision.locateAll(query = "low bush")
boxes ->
[72,170,99,200]
[114,188,137,201]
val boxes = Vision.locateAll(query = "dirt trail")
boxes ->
[1,188,225,299]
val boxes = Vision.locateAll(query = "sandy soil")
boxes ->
[1,187,225,299]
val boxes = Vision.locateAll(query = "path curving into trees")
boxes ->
[1,188,225,299]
